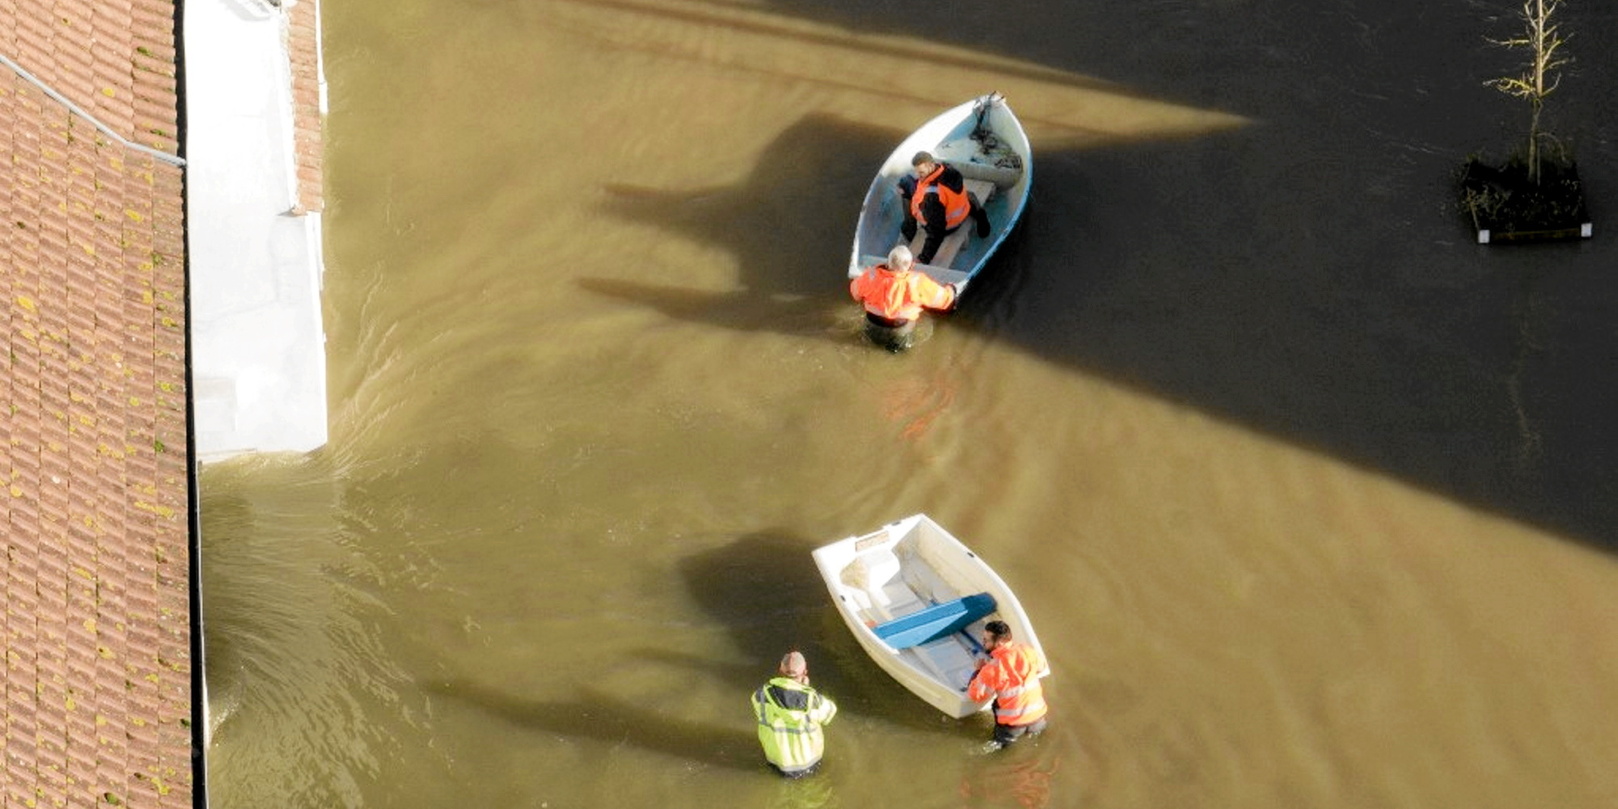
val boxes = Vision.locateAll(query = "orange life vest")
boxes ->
[849,264,956,321]
[967,641,1049,727]
[909,165,971,230]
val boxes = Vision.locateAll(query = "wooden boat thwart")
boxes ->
[811,514,1048,718]
[847,93,1032,296]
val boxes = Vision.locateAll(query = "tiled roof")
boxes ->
[289,0,324,214]
[2,0,196,805]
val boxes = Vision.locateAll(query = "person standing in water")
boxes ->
[752,651,838,777]
[848,244,958,351]
[966,621,1049,751]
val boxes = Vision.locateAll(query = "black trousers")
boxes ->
[992,716,1048,746]
[863,314,917,352]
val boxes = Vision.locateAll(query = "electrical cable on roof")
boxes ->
[0,51,187,167]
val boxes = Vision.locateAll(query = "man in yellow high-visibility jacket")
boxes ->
[751,651,838,777]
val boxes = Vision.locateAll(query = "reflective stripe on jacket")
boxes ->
[751,677,837,773]
[849,264,956,322]
[966,641,1048,727]
[909,164,970,230]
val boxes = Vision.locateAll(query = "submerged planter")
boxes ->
[1458,157,1592,244]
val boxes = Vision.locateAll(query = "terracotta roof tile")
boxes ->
[57,48,95,96]
[5,0,195,804]
[15,18,52,64]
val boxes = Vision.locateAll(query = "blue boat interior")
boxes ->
[872,592,997,650]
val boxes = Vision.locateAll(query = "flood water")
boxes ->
[200,0,1618,806]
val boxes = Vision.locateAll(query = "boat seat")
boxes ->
[872,592,997,650]
[905,179,998,271]
[963,177,998,203]
[844,550,904,607]
[952,160,1022,190]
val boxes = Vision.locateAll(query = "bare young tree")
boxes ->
[1486,0,1571,184]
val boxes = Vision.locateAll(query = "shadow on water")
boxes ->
[585,112,1030,344]
[576,278,847,341]
[584,0,1618,554]
[677,531,996,736]
[599,113,886,297]
[677,530,834,669]
[425,678,761,771]
[581,114,890,340]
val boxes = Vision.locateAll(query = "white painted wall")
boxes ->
[184,0,328,461]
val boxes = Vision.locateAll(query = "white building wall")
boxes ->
[185,0,328,461]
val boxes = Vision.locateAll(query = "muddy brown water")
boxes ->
[200,1,1618,806]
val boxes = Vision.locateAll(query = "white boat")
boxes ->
[847,93,1032,297]
[811,514,1049,718]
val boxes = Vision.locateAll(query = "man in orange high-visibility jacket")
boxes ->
[967,620,1049,750]
[899,150,991,265]
[849,245,958,351]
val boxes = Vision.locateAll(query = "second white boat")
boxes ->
[811,514,1048,718]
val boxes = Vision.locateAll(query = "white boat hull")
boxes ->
[812,514,1048,718]
[848,93,1033,296]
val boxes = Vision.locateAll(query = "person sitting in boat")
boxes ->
[899,150,991,265]
[967,621,1049,751]
[751,651,838,778]
[848,245,958,351]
